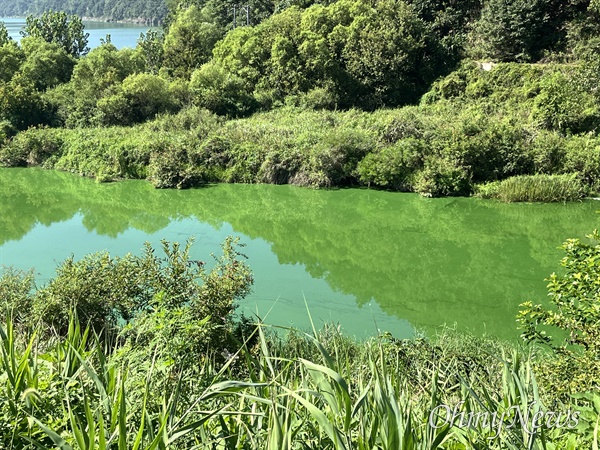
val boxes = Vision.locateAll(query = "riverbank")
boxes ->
[1,101,597,202]
[80,16,162,26]
[2,60,599,202]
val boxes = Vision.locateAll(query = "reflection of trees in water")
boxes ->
[1,167,598,338]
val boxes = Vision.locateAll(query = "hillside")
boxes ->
[0,0,167,23]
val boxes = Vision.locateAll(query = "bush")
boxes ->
[562,135,600,192]
[413,156,472,197]
[148,144,205,188]
[118,237,254,367]
[0,269,35,326]
[190,63,257,117]
[298,86,339,110]
[357,138,423,190]
[530,71,600,134]
[98,73,179,126]
[518,229,600,397]
[31,249,159,336]
[0,127,64,167]
[528,130,566,174]
[21,238,253,348]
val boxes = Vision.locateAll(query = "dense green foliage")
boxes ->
[518,230,600,398]
[1,238,253,348]
[0,237,599,448]
[1,0,600,199]
[21,10,89,57]
[4,92,600,199]
[2,0,600,446]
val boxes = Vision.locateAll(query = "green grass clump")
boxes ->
[475,173,587,202]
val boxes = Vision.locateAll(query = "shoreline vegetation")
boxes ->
[0,235,598,448]
[0,97,597,202]
[2,59,600,201]
[0,2,600,203]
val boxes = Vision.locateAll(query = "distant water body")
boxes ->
[1,17,158,49]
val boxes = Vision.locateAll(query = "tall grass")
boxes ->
[0,312,594,449]
[475,173,587,202]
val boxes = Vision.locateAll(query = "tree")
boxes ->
[98,73,178,125]
[162,5,225,78]
[204,0,434,112]
[136,29,164,74]
[0,42,24,83]
[190,63,257,116]
[21,10,90,58]
[334,0,428,108]
[48,44,145,127]
[468,0,568,62]
[0,76,50,131]
[19,37,76,91]
[0,21,11,46]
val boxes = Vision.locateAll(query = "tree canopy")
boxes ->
[21,10,89,57]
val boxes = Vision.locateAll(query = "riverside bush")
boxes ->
[562,135,600,191]
[518,230,600,399]
[0,126,64,167]
[357,138,423,190]
[12,238,253,347]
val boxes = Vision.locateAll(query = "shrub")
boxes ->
[298,85,339,110]
[190,63,257,117]
[357,138,423,190]
[98,73,179,126]
[528,130,566,174]
[530,70,600,134]
[148,145,204,188]
[562,135,600,192]
[413,156,472,197]
[118,237,254,368]
[24,238,253,346]
[518,229,600,397]
[0,269,35,326]
[146,106,222,136]
[302,128,376,187]
[31,250,158,336]
[0,127,64,167]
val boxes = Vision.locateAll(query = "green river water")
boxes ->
[1,168,598,340]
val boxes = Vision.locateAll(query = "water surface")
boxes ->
[2,17,156,49]
[1,168,598,339]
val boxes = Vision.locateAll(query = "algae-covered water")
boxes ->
[1,167,598,339]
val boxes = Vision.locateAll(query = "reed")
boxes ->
[475,173,587,202]
[0,313,594,449]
